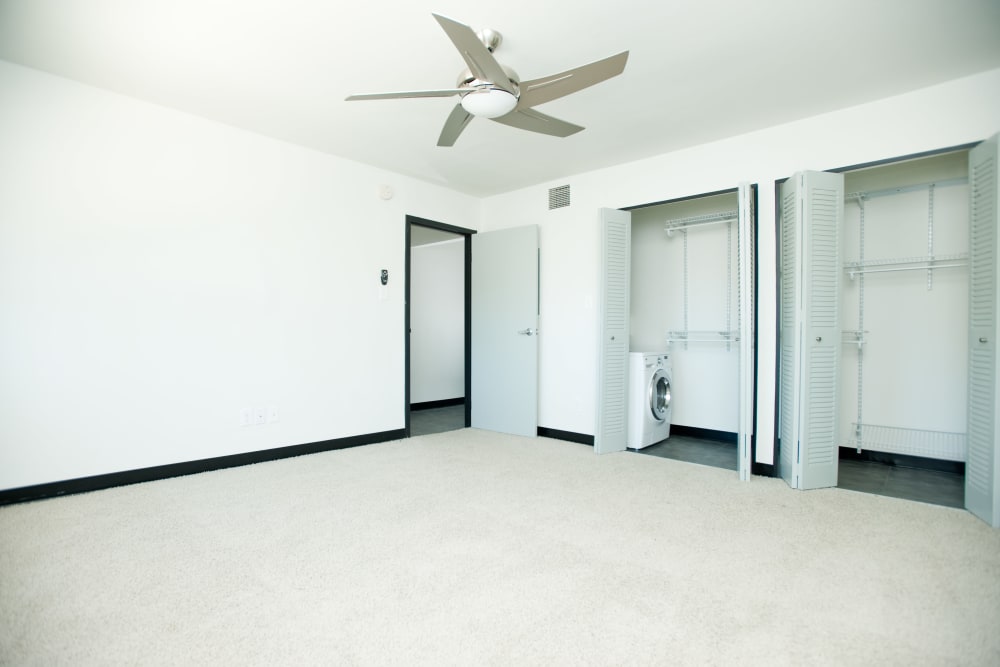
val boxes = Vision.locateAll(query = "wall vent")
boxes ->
[548,184,571,210]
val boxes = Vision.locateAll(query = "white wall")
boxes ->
[3,61,998,489]
[410,239,464,403]
[482,68,1000,465]
[631,193,740,432]
[0,61,480,489]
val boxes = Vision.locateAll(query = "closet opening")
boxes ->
[404,216,474,437]
[835,149,970,507]
[625,186,757,473]
[776,146,976,507]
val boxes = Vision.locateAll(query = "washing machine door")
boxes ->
[648,369,671,422]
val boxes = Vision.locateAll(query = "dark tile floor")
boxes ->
[634,435,738,471]
[634,435,963,509]
[409,404,466,436]
[837,458,964,508]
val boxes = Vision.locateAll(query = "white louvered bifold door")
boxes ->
[799,171,844,489]
[738,183,756,481]
[778,171,844,489]
[778,178,802,487]
[966,134,1000,527]
[595,208,631,454]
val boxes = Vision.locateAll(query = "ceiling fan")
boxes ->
[345,13,629,147]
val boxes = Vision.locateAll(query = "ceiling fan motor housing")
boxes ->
[456,65,520,95]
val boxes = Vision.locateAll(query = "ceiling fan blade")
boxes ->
[517,51,629,109]
[438,104,474,147]
[432,14,515,95]
[490,109,584,138]
[345,89,465,101]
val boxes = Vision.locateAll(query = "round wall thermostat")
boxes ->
[378,185,394,200]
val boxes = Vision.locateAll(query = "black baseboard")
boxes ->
[838,446,965,475]
[537,427,595,446]
[671,425,738,445]
[0,429,406,507]
[410,398,465,411]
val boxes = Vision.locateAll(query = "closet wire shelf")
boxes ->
[664,210,738,237]
[846,423,966,462]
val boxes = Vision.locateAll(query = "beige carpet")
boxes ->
[2,428,998,665]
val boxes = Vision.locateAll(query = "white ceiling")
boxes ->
[1,0,999,198]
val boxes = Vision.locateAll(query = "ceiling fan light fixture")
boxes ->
[461,88,517,118]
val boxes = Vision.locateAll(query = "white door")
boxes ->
[778,171,844,489]
[471,225,539,437]
[595,208,631,454]
[966,134,1000,527]
[737,183,756,481]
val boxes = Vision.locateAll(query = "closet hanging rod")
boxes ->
[664,210,738,236]
[845,176,967,202]
[845,262,967,279]
[667,330,740,343]
[844,252,969,278]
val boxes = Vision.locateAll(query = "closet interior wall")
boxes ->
[630,192,740,433]
[839,151,970,462]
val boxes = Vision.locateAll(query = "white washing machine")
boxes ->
[627,351,672,449]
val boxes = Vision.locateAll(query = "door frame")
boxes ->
[404,215,476,437]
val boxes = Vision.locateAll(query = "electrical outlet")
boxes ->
[240,408,252,427]
[268,406,279,423]
[254,407,266,425]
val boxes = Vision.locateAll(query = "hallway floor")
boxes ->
[409,404,465,436]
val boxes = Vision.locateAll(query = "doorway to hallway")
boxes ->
[405,215,473,437]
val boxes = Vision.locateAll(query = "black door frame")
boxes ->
[404,215,476,437]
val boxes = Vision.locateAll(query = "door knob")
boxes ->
[815,336,822,342]
[518,328,537,336]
